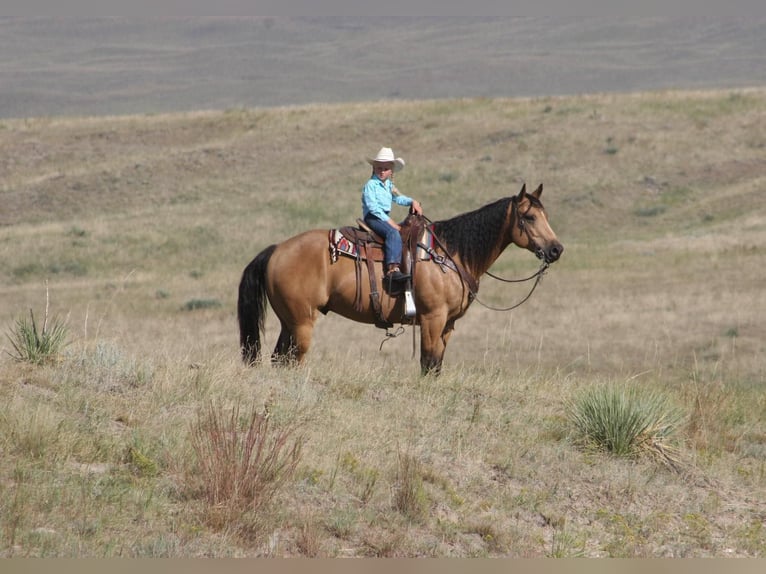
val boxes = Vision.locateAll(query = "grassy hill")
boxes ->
[0,90,765,556]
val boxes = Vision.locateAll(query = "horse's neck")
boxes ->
[434,198,514,279]
[476,199,516,276]
[467,239,511,279]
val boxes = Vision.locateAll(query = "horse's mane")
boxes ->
[431,197,514,273]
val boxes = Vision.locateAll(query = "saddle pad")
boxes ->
[328,229,359,260]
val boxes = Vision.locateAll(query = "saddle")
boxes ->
[329,214,429,328]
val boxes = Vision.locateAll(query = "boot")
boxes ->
[385,264,409,295]
[385,264,410,283]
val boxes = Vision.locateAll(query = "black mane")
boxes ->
[431,197,514,273]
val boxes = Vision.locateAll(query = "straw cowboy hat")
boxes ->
[366,147,405,172]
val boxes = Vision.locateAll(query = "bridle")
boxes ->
[472,196,550,312]
[425,195,550,313]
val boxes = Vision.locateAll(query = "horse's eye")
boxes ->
[524,214,536,223]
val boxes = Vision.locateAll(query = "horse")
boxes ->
[238,183,563,375]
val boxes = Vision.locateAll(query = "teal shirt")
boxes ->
[361,175,413,221]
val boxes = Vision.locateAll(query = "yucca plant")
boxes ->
[568,383,685,469]
[6,308,70,365]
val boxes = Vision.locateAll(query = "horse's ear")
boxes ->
[532,184,543,199]
[518,183,527,200]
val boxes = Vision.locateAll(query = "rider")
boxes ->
[361,147,423,284]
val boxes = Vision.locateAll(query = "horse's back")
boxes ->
[269,229,331,282]
[267,228,353,311]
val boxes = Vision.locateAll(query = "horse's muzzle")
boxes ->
[539,242,564,264]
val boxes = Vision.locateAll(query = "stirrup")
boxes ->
[386,270,410,282]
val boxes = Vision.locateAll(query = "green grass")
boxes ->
[568,383,685,466]
[181,298,222,311]
[6,309,69,365]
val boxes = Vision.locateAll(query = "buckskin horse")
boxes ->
[238,183,563,374]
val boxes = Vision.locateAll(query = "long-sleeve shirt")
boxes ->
[361,175,414,221]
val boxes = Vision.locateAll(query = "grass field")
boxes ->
[1,89,765,556]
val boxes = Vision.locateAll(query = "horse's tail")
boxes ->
[238,244,277,365]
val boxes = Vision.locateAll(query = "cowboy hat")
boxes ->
[366,147,405,172]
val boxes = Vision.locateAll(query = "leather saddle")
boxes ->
[329,214,427,328]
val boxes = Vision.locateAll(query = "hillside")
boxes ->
[2,17,766,118]
[0,90,765,557]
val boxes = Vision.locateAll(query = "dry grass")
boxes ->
[0,89,765,557]
[187,401,303,534]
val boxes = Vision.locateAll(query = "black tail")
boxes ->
[238,244,277,365]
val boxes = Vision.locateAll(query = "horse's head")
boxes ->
[510,184,564,264]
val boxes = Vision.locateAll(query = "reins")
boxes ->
[485,265,546,283]
[472,260,548,312]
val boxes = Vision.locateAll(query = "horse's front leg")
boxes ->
[419,314,455,376]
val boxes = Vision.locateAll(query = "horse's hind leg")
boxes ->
[272,319,316,365]
[272,324,298,365]
[266,242,325,365]
[293,322,316,362]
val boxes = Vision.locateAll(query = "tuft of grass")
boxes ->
[337,451,379,505]
[295,512,323,557]
[465,521,508,554]
[393,453,430,523]
[126,445,159,478]
[6,403,64,459]
[547,524,587,558]
[438,171,458,183]
[6,308,69,366]
[634,205,666,218]
[324,508,357,540]
[181,298,222,311]
[186,401,304,530]
[65,342,153,393]
[568,383,685,468]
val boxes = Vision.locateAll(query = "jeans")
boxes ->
[364,215,402,267]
